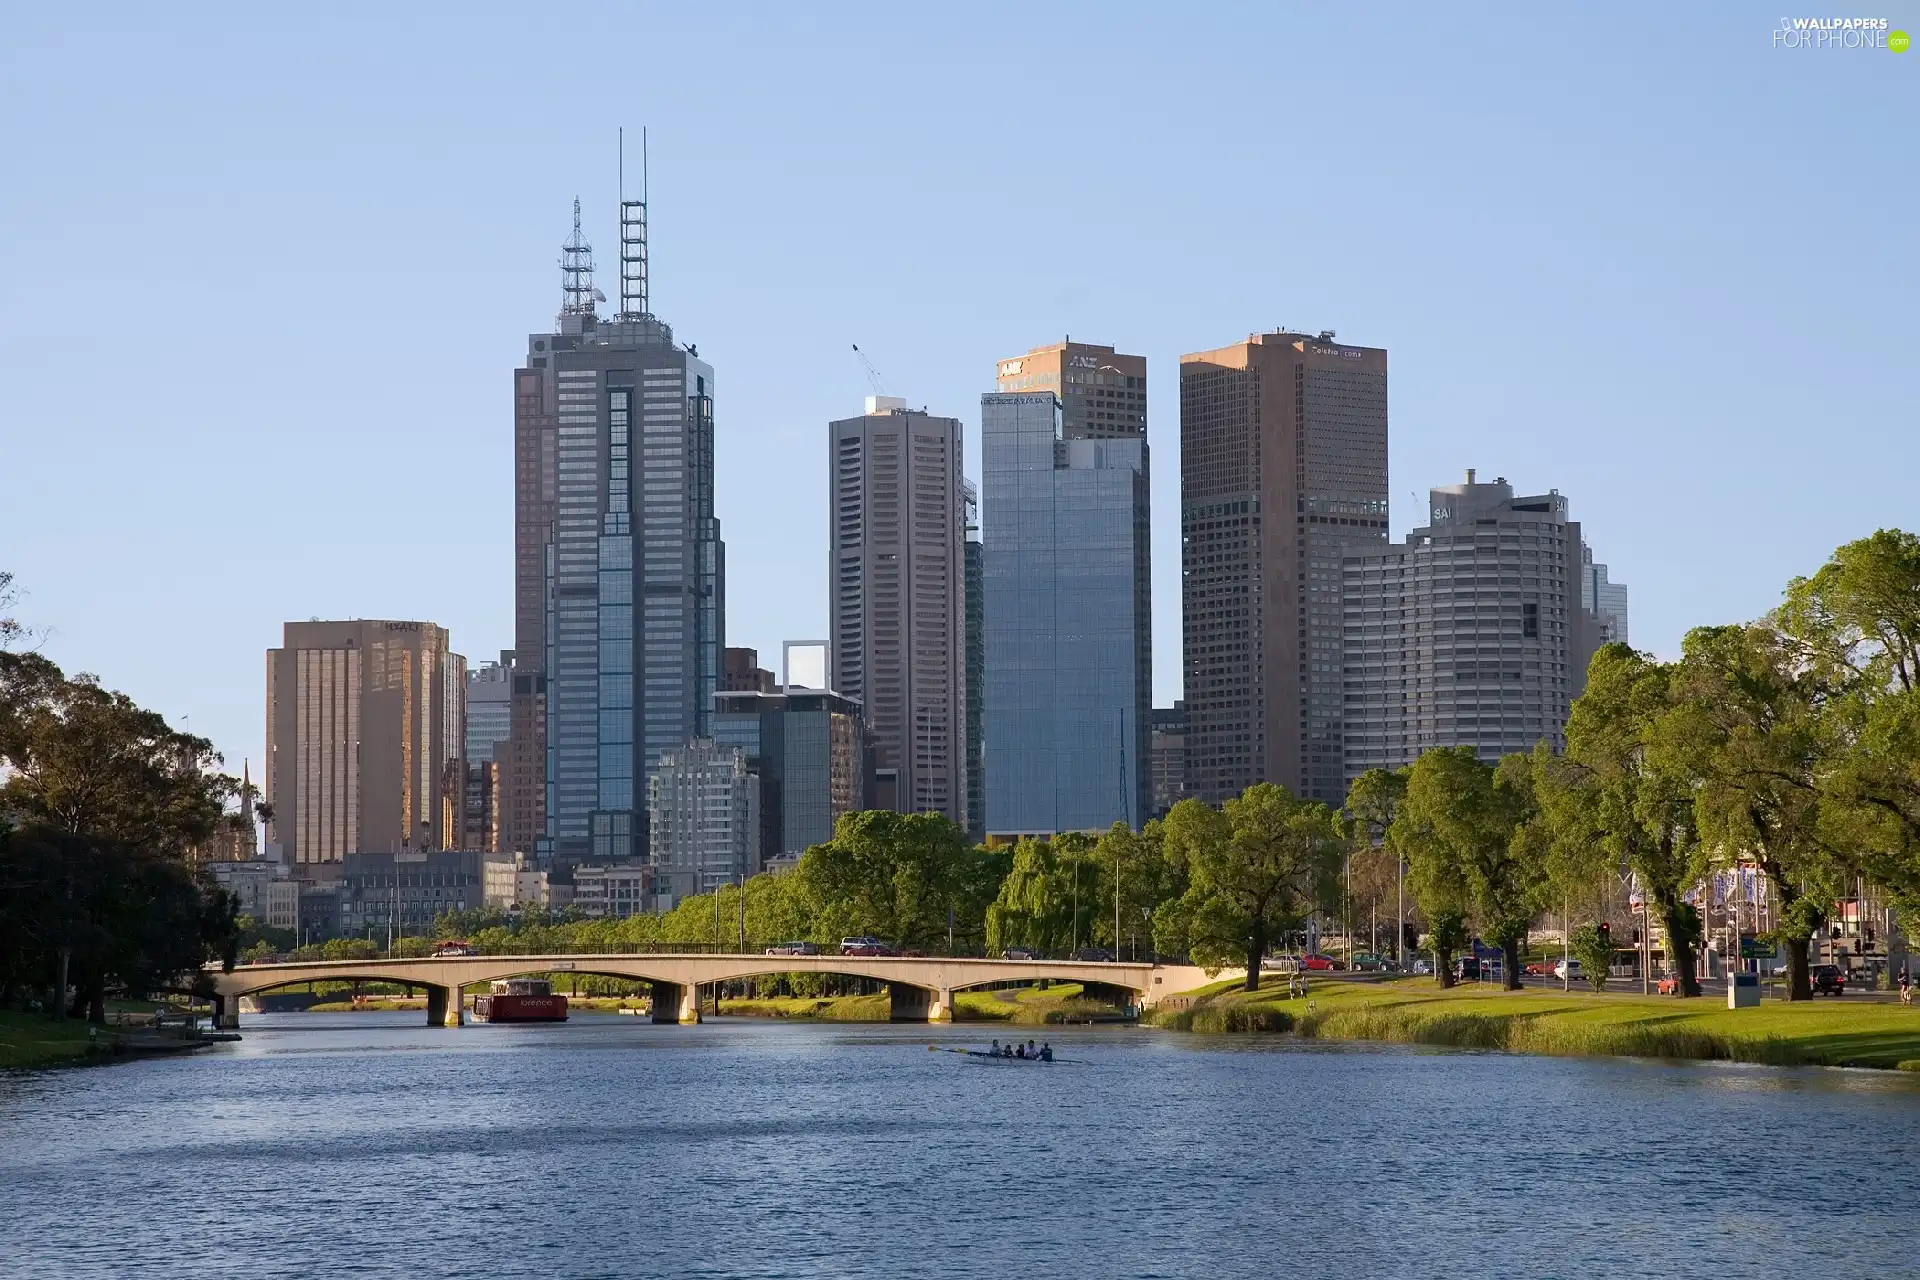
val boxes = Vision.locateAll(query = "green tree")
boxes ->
[1393,747,1541,990]
[794,810,971,948]
[1569,924,1613,992]
[1658,622,1836,1000]
[1155,786,1343,992]
[1556,646,1706,994]
[1344,768,1409,960]
[985,838,1076,954]
[1092,820,1180,960]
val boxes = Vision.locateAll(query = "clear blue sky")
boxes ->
[2,4,1914,778]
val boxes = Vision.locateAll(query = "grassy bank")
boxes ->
[716,993,891,1020]
[0,1010,105,1070]
[1148,977,1920,1070]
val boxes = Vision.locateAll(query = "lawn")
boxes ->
[0,1010,105,1070]
[1150,976,1920,1071]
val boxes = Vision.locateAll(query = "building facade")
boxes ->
[713,688,869,867]
[465,654,514,763]
[647,739,756,905]
[337,848,516,938]
[265,620,467,865]
[964,481,985,842]
[508,219,724,867]
[1341,472,1609,780]
[981,391,1152,837]
[203,860,299,932]
[721,646,777,693]
[1179,331,1388,806]
[1150,702,1189,818]
[1581,545,1631,646]
[995,339,1147,441]
[827,397,968,822]
[571,862,652,918]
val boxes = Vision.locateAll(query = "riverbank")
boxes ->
[710,983,1116,1024]
[0,1011,103,1070]
[1150,976,1920,1070]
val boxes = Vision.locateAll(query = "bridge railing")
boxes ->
[234,941,1181,967]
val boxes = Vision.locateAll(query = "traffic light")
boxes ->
[1599,922,1611,944]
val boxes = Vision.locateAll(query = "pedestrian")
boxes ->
[1900,966,1912,1007]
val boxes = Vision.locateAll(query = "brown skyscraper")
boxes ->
[265,620,467,865]
[994,339,1147,441]
[829,396,968,822]
[1180,330,1388,806]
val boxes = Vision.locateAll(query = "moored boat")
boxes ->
[473,977,569,1023]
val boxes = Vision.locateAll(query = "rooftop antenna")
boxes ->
[618,127,650,320]
[560,196,597,318]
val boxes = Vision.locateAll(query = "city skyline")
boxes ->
[2,7,1912,781]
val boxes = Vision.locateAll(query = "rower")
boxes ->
[991,1039,1001,1056]
[1026,1040,1037,1059]
[1039,1042,1053,1062]
[1015,1043,1026,1058]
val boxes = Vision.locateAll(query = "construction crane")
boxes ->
[851,343,893,397]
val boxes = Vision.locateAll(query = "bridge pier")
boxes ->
[648,981,701,1024]
[425,984,463,1027]
[889,984,948,1023]
[211,994,240,1030]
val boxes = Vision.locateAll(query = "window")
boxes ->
[1522,602,1539,639]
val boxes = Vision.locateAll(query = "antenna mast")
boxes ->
[619,127,650,320]
[560,196,597,318]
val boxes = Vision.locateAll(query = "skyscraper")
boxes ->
[1341,472,1608,779]
[981,390,1152,837]
[713,686,870,869]
[509,198,724,866]
[828,396,968,823]
[1179,330,1388,806]
[995,339,1147,440]
[963,480,984,842]
[1581,544,1631,645]
[265,620,466,865]
[647,739,755,905]
[464,654,514,763]
[1150,703,1189,818]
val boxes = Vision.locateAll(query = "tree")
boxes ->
[1658,622,1837,1000]
[1092,820,1181,960]
[794,810,971,948]
[1155,786,1343,992]
[1569,925,1613,992]
[1393,747,1541,990]
[985,838,1076,954]
[1556,646,1706,994]
[1344,768,1409,959]
[1780,529,1920,916]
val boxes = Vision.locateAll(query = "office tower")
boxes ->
[964,480,984,843]
[714,686,870,869]
[981,391,1152,837]
[465,654,515,762]
[1150,703,1189,818]
[338,849,517,937]
[509,198,724,867]
[1580,544,1631,645]
[265,620,467,865]
[995,339,1147,441]
[722,647,777,693]
[1342,472,1608,781]
[828,396,968,822]
[1179,330,1388,806]
[646,739,756,905]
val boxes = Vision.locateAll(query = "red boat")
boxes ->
[473,977,569,1023]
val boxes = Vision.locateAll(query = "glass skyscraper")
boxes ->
[981,391,1151,837]
[512,298,723,866]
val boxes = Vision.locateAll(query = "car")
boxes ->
[1811,964,1847,996]
[1262,954,1302,973]
[1001,946,1040,960]
[433,942,478,957]
[899,947,927,958]
[1411,959,1434,976]
[1073,946,1115,962]
[1454,957,1483,981]
[1350,953,1385,972]
[1656,972,1680,995]
[840,936,886,956]
[764,941,821,957]
[1553,958,1584,982]
[1302,953,1336,971]
[1523,963,1549,977]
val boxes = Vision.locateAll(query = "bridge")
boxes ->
[206,954,1223,1027]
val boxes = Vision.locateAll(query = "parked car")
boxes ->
[840,936,888,957]
[1001,946,1040,961]
[764,941,821,957]
[1073,946,1115,962]
[1811,964,1847,996]
[1553,958,1584,982]
[1302,953,1336,971]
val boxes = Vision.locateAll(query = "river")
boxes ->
[3,1012,1917,1278]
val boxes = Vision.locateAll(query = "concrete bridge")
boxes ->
[207,954,1223,1027]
